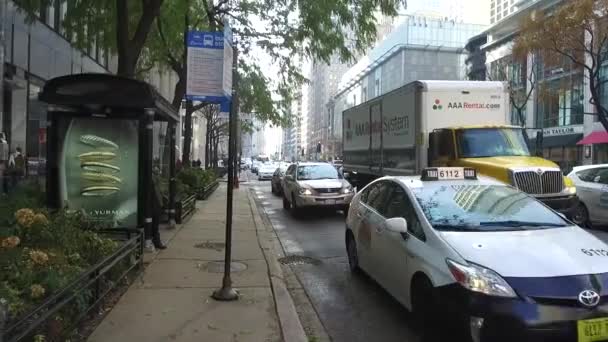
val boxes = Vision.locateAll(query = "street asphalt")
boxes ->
[249,176,423,342]
[247,172,608,342]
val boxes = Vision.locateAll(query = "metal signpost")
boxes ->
[186,23,238,301]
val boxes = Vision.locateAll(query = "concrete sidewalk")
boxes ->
[88,183,306,342]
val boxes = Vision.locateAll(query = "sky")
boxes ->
[254,0,490,157]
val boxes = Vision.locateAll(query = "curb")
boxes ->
[247,189,308,342]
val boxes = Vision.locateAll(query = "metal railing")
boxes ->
[196,179,219,200]
[0,228,143,342]
[175,194,196,224]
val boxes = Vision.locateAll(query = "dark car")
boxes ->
[271,163,290,195]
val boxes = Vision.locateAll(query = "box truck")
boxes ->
[342,80,578,218]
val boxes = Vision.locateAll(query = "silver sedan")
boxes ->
[568,164,608,227]
[282,162,354,215]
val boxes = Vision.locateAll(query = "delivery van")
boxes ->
[342,80,578,219]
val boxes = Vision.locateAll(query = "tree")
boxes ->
[488,54,538,128]
[143,0,407,163]
[514,0,608,132]
[15,0,163,78]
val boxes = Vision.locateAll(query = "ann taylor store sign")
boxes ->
[543,125,584,137]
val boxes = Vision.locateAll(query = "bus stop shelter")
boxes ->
[39,73,179,238]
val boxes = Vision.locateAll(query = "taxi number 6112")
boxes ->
[437,168,462,179]
[581,249,608,257]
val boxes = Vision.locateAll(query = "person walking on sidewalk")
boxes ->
[145,178,167,251]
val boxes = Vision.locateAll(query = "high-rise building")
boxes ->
[305,13,396,160]
[468,0,608,168]
[405,0,490,24]
[282,91,303,161]
[306,55,351,160]
[491,0,527,24]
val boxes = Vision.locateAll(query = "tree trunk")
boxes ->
[213,135,219,167]
[182,100,193,166]
[204,120,210,168]
[171,73,186,109]
[115,0,163,78]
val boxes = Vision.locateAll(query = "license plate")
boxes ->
[578,317,608,342]
[324,199,336,205]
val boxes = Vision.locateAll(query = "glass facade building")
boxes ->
[1,1,178,193]
[478,0,607,170]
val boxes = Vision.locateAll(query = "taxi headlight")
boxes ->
[446,259,517,298]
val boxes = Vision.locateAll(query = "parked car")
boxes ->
[567,164,608,227]
[282,162,354,215]
[258,163,277,181]
[271,163,291,195]
[252,160,260,174]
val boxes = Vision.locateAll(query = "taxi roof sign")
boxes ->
[421,167,477,181]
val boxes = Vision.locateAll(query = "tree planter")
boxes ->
[0,229,143,342]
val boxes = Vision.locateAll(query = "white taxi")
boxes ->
[345,167,608,342]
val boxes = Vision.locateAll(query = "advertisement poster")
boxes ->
[58,118,139,228]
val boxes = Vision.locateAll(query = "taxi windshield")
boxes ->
[413,184,569,231]
[456,128,531,158]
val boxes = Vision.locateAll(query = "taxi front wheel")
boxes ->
[346,232,359,273]
[282,195,291,210]
[411,276,440,331]
[572,203,590,227]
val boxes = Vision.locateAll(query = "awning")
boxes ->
[577,131,608,145]
[540,134,583,148]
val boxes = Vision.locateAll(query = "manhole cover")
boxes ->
[194,242,225,251]
[278,255,321,266]
[205,261,248,273]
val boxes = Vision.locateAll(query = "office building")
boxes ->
[0,1,177,182]
[470,0,608,168]
[491,0,531,24]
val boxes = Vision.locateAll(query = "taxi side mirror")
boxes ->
[385,217,408,234]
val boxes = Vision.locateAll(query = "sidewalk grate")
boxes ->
[194,242,225,251]
[278,255,321,266]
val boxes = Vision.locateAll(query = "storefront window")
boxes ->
[595,144,608,164]
[543,146,583,174]
[26,82,47,177]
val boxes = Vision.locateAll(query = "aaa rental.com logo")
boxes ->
[433,99,500,111]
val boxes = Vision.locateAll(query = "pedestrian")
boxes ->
[147,178,167,251]
[7,147,25,191]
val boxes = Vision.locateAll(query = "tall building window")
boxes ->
[599,62,608,123]
[374,68,382,97]
[537,75,584,128]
